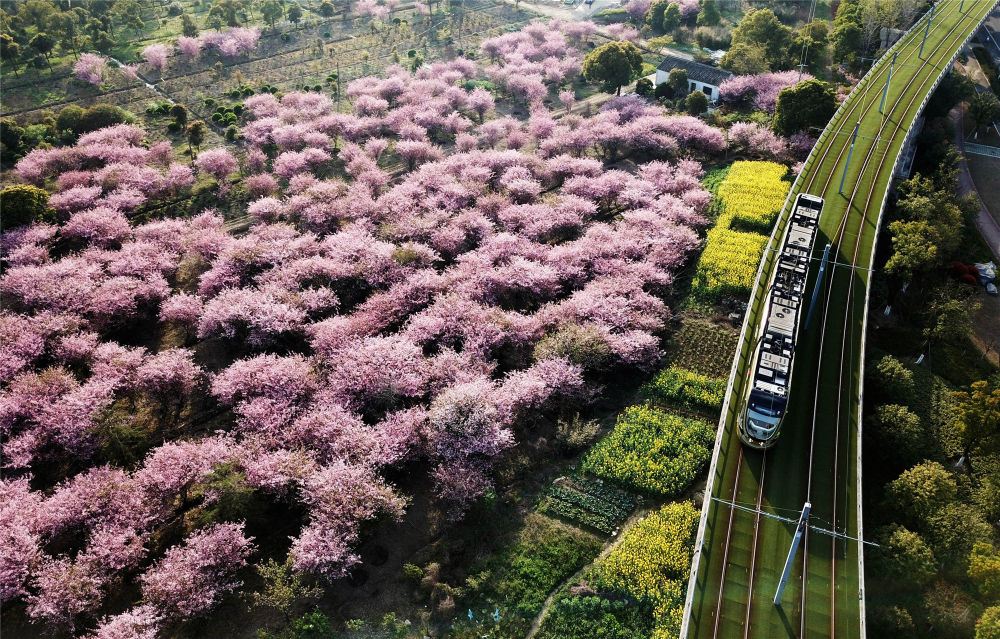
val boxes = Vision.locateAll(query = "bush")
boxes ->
[694,25,731,50]
[76,104,136,134]
[641,367,725,413]
[653,82,674,102]
[635,77,653,97]
[0,184,56,230]
[534,323,613,371]
[583,406,714,496]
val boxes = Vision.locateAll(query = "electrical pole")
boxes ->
[774,502,811,607]
[879,52,897,114]
[919,4,935,59]
[960,0,965,12]
[805,243,831,330]
[839,120,860,195]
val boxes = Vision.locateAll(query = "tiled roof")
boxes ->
[656,54,733,86]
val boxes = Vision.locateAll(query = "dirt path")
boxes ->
[524,505,656,638]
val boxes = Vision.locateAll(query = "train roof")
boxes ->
[751,194,822,398]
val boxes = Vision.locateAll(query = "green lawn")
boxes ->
[685,2,999,638]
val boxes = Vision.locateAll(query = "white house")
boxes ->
[654,54,733,102]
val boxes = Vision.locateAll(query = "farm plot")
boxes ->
[663,317,739,378]
[641,366,726,415]
[583,406,715,497]
[538,475,641,535]
[691,160,791,303]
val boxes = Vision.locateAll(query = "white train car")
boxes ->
[738,193,823,449]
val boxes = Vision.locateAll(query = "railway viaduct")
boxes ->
[681,2,1000,638]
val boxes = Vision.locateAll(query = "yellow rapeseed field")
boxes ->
[692,161,790,302]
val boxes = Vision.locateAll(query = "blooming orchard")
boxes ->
[0,19,738,636]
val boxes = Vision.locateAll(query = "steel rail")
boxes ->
[710,449,745,639]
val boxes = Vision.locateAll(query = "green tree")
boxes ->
[884,461,957,528]
[970,92,1000,136]
[582,41,643,96]
[261,0,283,28]
[719,42,769,75]
[792,18,829,71]
[28,32,55,70]
[772,79,836,137]
[685,90,708,114]
[78,103,134,133]
[661,2,680,33]
[0,117,26,163]
[926,503,993,571]
[667,67,689,94]
[1,33,21,78]
[251,559,324,624]
[170,103,188,126]
[635,77,653,97]
[978,607,1000,639]
[210,0,241,27]
[873,404,923,464]
[0,185,56,231]
[181,13,199,37]
[287,3,303,23]
[648,0,669,30]
[875,525,937,588]
[969,541,1000,600]
[885,219,940,280]
[696,0,720,27]
[186,119,206,154]
[318,0,335,17]
[832,20,862,66]
[952,381,1000,474]
[730,8,793,70]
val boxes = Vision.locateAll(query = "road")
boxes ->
[682,2,1000,638]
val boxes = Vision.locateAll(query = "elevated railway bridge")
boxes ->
[681,2,1000,638]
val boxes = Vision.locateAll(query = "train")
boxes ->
[737,193,823,449]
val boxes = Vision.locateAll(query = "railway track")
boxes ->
[688,2,997,637]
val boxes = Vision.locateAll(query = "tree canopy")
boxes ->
[730,8,793,70]
[583,41,643,96]
[772,79,836,137]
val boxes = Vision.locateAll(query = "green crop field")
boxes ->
[683,2,1000,638]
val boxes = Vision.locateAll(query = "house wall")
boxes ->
[652,70,720,101]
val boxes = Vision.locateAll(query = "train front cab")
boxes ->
[738,387,788,449]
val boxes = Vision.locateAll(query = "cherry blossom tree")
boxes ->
[142,44,170,73]
[74,53,108,87]
[140,522,254,619]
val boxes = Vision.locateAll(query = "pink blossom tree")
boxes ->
[142,44,171,73]
[140,522,254,619]
[74,53,108,87]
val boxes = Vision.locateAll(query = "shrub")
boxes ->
[534,324,613,371]
[0,184,56,230]
[583,406,714,496]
